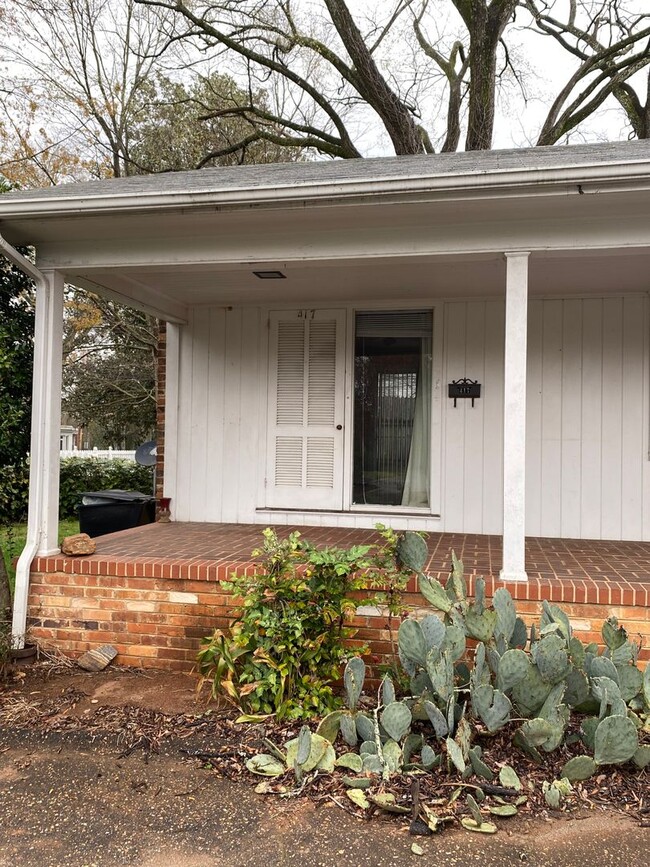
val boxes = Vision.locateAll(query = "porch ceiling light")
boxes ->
[253,270,286,279]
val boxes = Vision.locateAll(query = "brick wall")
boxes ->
[27,571,649,672]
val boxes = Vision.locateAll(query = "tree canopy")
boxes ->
[133,0,650,157]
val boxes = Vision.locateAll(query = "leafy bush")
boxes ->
[58,457,153,517]
[0,456,153,523]
[197,527,378,721]
[0,460,30,523]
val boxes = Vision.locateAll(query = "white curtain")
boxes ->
[401,336,431,507]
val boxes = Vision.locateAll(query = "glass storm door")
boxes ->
[266,309,346,509]
[353,310,432,508]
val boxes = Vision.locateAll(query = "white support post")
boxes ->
[162,322,180,513]
[500,252,530,583]
[11,269,63,646]
[38,270,65,554]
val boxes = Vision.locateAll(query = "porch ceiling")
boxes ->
[68,247,650,309]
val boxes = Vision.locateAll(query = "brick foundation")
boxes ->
[26,523,650,671]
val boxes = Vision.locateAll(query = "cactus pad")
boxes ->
[285,732,331,772]
[561,755,596,781]
[633,745,650,769]
[590,656,619,684]
[512,663,553,717]
[316,711,342,743]
[396,531,428,572]
[398,618,428,666]
[465,607,498,643]
[533,633,570,684]
[355,713,375,743]
[421,743,437,770]
[381,701,412,742]
[602,616,627,651]
[339,713,358,747]
[343,657,365,710]
[472,683,512,732]
[615,665,643,702]
[469,746,494,780]
[594,715,639,765]
[442,624,466,662]
[419,574,453,612]
[335,752,363,773]
[420,613,446,650]
[518,717,553,746]
[381,675,396,706]
[497,649,529,692]
[427,649,455,703]
[424,699,449,738]
[446,736,466,773]
[493,587,516,644]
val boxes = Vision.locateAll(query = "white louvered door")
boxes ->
[266,309,346,509]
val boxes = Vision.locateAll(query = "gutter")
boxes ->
[2,159,650,221]
[0,233,49,649]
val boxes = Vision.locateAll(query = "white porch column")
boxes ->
[500,252,530,583]
[162,321,181,513]
[12,269,64,645]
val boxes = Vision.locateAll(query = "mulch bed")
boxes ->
[1,662,648,836]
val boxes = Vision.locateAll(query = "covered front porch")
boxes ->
[27,522,650,670]
[2,140,650,651]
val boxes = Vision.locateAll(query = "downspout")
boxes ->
[0,233,50,648]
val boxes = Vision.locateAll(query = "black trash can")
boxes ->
[78,490,156,538]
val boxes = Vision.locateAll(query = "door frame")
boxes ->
[261,299,444,517]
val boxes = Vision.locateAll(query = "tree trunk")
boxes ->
[458,0,517,151]
[324,0,425,154]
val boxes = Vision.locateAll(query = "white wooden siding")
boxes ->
[172,296,650,540]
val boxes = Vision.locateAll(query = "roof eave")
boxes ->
[1,159,650,220]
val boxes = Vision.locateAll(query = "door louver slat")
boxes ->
[308,320,337,425]
[275,436,303,486]
[276,320,305,425]
[306,437,335,487]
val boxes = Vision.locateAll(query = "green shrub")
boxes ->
[0,460,29,524]
[0,456,153,524]
[58,457,154,517]
[197,528,377,721]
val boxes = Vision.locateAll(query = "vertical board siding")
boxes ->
[559,301,582,539]
[173,297,648,541]
[526,296,648,541]
[442,301,504,534]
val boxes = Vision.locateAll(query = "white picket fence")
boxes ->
[60,448,136,461]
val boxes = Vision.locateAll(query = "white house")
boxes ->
[2,140,650,642]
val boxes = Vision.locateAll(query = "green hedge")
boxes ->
[58,457,154,518]
[0,460,30,524]
[0,457,154,524]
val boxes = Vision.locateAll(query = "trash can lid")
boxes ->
[80,490,154,502]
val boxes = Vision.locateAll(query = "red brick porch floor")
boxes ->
[33,522,650,607]
[28,523,650,668]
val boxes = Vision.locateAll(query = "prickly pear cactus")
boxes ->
[398,618,428,667]
[380,702,412,742]
[396,531,428,573]
[344,657,365,710]
[593,715,639,765]
[418,573,453,612]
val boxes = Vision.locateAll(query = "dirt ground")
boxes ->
[1,665,648,867]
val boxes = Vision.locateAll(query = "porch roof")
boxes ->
[1,139,650,323]
[2,141,650,221]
